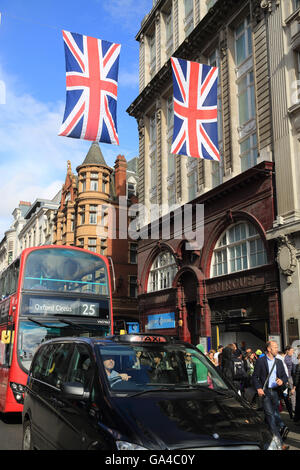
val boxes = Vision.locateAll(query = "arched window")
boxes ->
[210,222,267,278]
[147,251,177,293]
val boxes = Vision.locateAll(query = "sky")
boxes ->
[0,0,153,240]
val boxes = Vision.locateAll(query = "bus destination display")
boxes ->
[29,298,99,317]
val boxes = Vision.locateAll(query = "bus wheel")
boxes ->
[23,420,33,450]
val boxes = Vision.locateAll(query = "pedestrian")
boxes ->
[195,344,209,384]
[255,349,265,358]
[240,341,247,355]
[292,353,300,424]
[220,344,246,393]
[207,349,217,366]
[284,346,296,414]
[252,340,289,450]
[232,350,248,394]
[244,351,256,384]
[219,344,235,382]
[214,345,223,367]
[185,352,197,384]
[277,351,293,419]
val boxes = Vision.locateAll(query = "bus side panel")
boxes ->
[0,364,9,412]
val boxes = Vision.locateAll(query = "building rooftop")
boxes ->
[80,141,111,169]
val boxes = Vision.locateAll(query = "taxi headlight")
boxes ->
[267,435,282,450]
[116,440,148,450]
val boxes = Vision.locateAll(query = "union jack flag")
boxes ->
[59,31,121,144]
[171,57,220,161]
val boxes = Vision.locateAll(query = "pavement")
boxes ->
[255,409,300,450]
[282,412,300,450]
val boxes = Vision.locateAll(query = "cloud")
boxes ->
[102,0,152,32]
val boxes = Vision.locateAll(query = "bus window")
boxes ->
[23,248,108,295]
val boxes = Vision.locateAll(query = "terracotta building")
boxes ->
[127,0,294,350]
[53,142,139,330]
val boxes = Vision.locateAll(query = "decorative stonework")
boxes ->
[260,0,280,12]
[276,235,297,284]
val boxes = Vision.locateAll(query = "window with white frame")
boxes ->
[127,178,137,198]
[89,205,98,224]
[90,172,98,191]
[147,250,178,292]
[237,71,255,126]
[211,222,267,278]
[240,134,258,172]
[235,16,252,67]
[184,0,193,35]
[235,16,257,172]
[88,238,97,253]
[165,9,173,51]
[294,0,300,10]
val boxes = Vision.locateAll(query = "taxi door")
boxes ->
[54,343,101,450]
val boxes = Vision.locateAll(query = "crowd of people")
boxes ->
[204,341,300,450]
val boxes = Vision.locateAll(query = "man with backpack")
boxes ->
[220,344,247,394]
[232,350,248,394]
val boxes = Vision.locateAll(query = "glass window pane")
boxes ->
[247,26,253,56]
[238,90,249,125]
[241,224,246,240]
[236,35,246,65]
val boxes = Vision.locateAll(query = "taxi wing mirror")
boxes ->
[61,382,90,401]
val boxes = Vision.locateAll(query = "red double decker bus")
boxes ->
[0,245,113,413]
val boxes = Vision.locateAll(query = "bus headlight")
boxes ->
[10,382,25,404]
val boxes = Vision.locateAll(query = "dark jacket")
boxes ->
[293,364,300,389]
[252,356,288,391]
[220,346,234,382]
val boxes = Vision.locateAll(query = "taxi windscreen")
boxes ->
[97,344,229,393]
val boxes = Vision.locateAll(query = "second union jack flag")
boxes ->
[59,31,121,144]
[171,57,220,161]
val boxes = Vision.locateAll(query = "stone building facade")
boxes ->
[53,142,139,329]
[127,0,300,349]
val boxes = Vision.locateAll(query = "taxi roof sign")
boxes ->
[114,334,168,343]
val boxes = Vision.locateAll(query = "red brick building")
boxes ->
[53,142,139,330]
[137,162,280,350]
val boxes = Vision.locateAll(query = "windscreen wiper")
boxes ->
[27,317,54,328]
[27,316,84,330]
[127,385,199,397]
[127,384,231,398]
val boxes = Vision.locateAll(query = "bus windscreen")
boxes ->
[22,248,108,295]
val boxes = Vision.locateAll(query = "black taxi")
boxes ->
[22,334,280,450]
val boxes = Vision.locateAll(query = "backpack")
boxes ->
[233,357,245,380]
